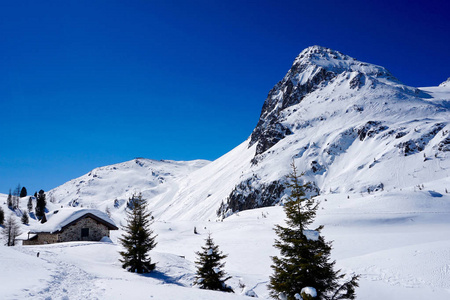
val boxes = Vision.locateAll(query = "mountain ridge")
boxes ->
[48,46,450,221]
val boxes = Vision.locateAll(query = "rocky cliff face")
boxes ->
[249,46,399,157]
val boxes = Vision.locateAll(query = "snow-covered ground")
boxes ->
[2,188,450,299]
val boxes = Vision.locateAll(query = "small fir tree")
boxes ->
[20,186,27,198]
[119,193,157,273]
[27,197,33,212]
[14,184,21,197]
[13,184,21,209]
[194,233,233,293]
[3,214,21,246]
[0,207,4,225]
[35,189,46,220]
[269,162,358,300]
[21,211,29,224]
[7,189,13,208]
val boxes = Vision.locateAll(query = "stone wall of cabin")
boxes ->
[23,233,59,245]
[59,216,110,243]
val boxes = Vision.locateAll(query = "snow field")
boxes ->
[2,188,450,299]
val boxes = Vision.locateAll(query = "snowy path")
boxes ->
[17,246,104,299]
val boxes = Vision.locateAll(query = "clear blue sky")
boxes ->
[1,0,449,194]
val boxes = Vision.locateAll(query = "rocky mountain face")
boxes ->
[49,46,450,221]
[249,46,401,157]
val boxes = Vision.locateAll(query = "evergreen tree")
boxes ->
[27,197,33,212]
[194,233,233,293]
[35,189,46,220]
[269,162,358,300]
[20,186,27,198]
[14,184,21,196]
[7,189,13,208]
[3,214,21,246]
[13,184,21,209]
[0,207,4,225]
[119,193,157,273]
[21,211,29,225]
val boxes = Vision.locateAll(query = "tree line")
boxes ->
[1,187,48,246]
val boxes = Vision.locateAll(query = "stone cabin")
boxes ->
[23,209,118,245]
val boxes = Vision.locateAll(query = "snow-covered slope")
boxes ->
[47,158,209,221]
[47,46,450,223]
[2,190,450,299]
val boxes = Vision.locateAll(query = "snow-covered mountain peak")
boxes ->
[293,45,394,81]
[439,77,450,87]
[249,46,431,156]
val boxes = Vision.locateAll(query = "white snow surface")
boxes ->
[2,188,450,299]
[300,287,317,298]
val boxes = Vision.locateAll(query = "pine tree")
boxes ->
[20,186,27,198]
[35,189,46,220]
[7,189,13,208]
[119,193,157,273]
[27,197,33,212]
[269,162,358,300]
[0,207,4,225]
[3,214,21,246]
[21,211,29,224]
[194,233,233,293]
[13,184,21,209]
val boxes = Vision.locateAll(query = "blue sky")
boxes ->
[1,0,449,194]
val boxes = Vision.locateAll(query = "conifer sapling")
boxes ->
[194,233,233,293]
[35,190,47,220]
[269,162,358,300]
[119,193,157,273]
[21,211,29,224]
[0,207,4,225]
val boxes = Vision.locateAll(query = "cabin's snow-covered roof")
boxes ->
[30,208,117,233]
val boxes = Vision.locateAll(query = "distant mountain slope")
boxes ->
[48,159,209,215]
[49,46,450,221]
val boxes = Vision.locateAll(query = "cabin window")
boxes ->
[81,228,89,237]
